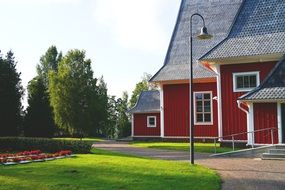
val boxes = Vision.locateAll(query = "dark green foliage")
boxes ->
[0,137,92,153]
[24,77,55,137]
[0,51,24,136]
[117,91,131,138]
[24,46,60,137]
[104,96,118,138]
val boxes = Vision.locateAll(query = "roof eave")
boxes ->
[150,77,217,85]
[238,99,285,103]
[200,53,283,65]
[130,110,161,114]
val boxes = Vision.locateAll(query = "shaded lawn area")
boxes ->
[53,137,104,142]
[130,142,236,153]
[0,149,220,190]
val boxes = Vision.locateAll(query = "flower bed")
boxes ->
[0,150,73,166]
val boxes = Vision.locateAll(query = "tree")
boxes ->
[24,46,61,137]
[90,77,110,137]
[49,49,98,136]
[37,46,62,86]
[105,95,118,138]
[129,73,157,107]
[117,91,131,138]
[24,77,55,137]
[0,51,24,136]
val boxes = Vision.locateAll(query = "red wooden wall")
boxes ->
[220,62,276,140]
[254,103,278,144]
[133,113,161,136]
[163,82,218,137]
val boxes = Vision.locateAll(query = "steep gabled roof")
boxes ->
[240,55,285,101]
[151,0,243,82]
[201,0,285,61]
[128,90,160,113]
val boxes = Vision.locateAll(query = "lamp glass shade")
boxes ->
[197,27,213,40]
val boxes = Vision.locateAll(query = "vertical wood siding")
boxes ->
[254,103,278,144]
[220,62,276,140]
[163,82,218,137]
[134,113,161,136]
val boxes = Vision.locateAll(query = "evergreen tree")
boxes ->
[117,91,131,138]
[93,77,110,137]
[0,51,24,136]
[24,77,55,137]
[24,46,60,137]
[105,95,118,138]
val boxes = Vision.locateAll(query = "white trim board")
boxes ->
[193,91,214,125]
[233,71,260,92]
[147,116,157,128]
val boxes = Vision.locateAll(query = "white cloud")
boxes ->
[93,0,172,53]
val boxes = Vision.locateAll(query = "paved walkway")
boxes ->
[93,141,285,190]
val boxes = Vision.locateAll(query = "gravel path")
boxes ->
[93,140,285,190]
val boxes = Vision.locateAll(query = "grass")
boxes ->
[130,142,236,153]
[0,148,220,190]
[53,137,104,142]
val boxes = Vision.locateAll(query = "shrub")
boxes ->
[0,137,92,154]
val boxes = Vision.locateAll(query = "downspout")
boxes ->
[160,84,165,138]
[277,103,282,144]
[131,114,134,137]
[237,100,254,146]
[203,63,223,139]
[215,65,223,139]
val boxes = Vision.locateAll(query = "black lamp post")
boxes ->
[189,13,212,165]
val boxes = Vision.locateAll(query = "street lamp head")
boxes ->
[197,26,213,40]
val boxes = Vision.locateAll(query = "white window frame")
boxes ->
[147,116,157,128]
[233,71,260,92]
[194,91,213,125]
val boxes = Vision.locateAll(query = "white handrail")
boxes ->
[213,127,277,153]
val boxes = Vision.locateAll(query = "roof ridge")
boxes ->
[150,0,185,83]
[162,0,185,66]
[200,0,285,61]
[199,0,246,61]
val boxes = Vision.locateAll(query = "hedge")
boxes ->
[0,137,93,154]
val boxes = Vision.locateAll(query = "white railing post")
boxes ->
[271,129,274,145]
[251,131,254,149]
[232,135,235,151]
[214,138,217,154]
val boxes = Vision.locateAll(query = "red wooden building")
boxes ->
[130,0,285,145]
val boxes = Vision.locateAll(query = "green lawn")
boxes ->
[0,149,220,190]
[130,142,235,153]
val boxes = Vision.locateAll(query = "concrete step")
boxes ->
[269,149,285,154]
[262,153,285,160]
[275,145,285,149]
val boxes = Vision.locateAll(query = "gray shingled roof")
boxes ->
[151,0,243,82]
[128,90,160,113]
[240,55,285,101]
[201,0,285,60]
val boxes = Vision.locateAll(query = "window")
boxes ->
[194,92,213,125]
[233,72,260,92]
[147,116,156,128]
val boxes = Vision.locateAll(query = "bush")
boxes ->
[0,137,92,154]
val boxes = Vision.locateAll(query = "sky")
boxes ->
[0,0,181,106]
